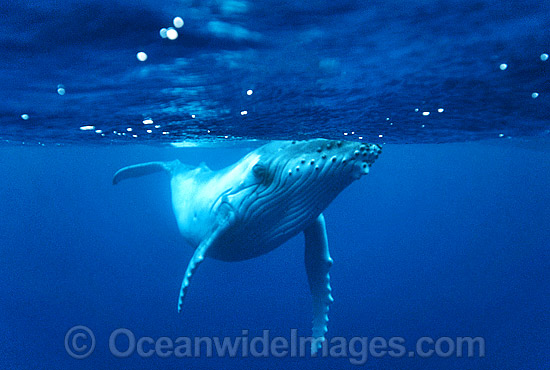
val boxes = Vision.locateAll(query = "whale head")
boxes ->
[244,138,382,206]
[257,139,382,181]
[245,139,381,196]
[215,139,381,260]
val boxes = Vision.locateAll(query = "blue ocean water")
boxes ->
[1,143,549,369]
[0,0,549,369]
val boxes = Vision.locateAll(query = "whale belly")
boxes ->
[207,206,321,261]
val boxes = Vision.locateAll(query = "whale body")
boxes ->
[113,139,381,353]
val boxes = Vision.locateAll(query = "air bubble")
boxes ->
[167,28,178,40]
[136,52,147,61]
[173,17,184,28]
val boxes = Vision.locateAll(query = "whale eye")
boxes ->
[253,164,266,179]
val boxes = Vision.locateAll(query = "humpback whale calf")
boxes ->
[113,139,381,353]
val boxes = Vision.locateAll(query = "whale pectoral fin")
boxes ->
[304,213,334,355]
[178,209,234,313]
[112,160,181,185]
[177,237,210,313]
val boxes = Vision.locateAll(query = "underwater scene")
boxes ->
[1,0,549,369]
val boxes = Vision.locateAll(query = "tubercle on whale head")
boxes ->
[277,139,382,180]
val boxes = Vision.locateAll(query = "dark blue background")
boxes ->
[1,141,548,369]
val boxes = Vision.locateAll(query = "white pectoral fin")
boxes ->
[177,238,209,313]
[304,213,334,355]
[178,208,234,313]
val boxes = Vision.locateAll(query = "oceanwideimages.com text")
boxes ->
[65,326,485,364]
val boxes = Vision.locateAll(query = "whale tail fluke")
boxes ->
[112,160,182,185]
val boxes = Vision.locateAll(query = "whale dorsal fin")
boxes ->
[199,161,211,171]
[112,160,182,185]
